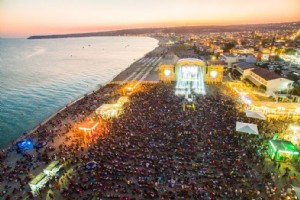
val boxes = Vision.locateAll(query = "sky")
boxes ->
[0,0,300,37]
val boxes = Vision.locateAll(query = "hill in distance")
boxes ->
[28,21,300,39]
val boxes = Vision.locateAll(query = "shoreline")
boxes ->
[0,36,162,150]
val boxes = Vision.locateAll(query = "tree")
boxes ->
[223,42,235,53]
[274,68,282,75]
[292,86,300,96]
[287,74,298,81]
[259,85,267,91]
[193,44,199,54]
[285,48,297,55]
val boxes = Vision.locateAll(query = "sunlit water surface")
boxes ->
[0,37,158,147]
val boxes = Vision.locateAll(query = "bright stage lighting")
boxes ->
[164,69,171,77]
[175,65,206,95]
[210,70,218,78]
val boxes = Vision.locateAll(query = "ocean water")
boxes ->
[0,36,158,147]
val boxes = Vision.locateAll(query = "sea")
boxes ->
[0,36,158,147]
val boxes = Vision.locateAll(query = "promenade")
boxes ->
[112,43,167,83]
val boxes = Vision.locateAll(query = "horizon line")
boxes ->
[1,20,300,39]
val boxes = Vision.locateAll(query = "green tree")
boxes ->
[287,74,298,81]
[285,48,297,55]
[224,42,235,53]
[259,85,267,91]
[292,86,300,96]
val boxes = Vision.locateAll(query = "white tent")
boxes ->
[236,122,259,135]
[292,185,300,199]
[245,110,266,120]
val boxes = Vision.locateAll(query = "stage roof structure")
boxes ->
[269,140,299,154]
[268,140,300,161]
[245,110,266,120]
[43,161,62,176]
[78,121,99,132]
[117,96,129,106]
[96,104,121,119]
[29,172,50,194]
[236,122,259,135]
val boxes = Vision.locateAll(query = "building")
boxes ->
[238,54,257,63]
[219,54,239,68]
[246,67,294,94]
[233,62,255,80]
[230,48,255,54]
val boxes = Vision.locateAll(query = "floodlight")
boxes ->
[210,70,218,78]
[164,69,171,77]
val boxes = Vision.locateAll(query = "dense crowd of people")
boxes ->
[0,83,299,199]
[0,84,120,199]
[57,83,298,199]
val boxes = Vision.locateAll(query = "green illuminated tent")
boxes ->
[268,140,300,162]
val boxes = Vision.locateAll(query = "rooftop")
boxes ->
[234,62,255,70]
[251,67,282,81]
[221,54,237,58]
[29,173,48,185]
[44,161,60,172]
[207,60,226,66]
[269,140,299,153]
[78,121,99,131]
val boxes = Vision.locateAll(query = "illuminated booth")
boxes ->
[117,96,129,106]
[250,102,300,120]
[29,172,50,197]
[78,121,99,142]
[268,140,300,162]
[96,104,121,119]
[78,121,99,133]
[16,139,34,154]
[29,161,63,197]
[43,161,62,177]
[96,96,129,120]
[122,82,138,96]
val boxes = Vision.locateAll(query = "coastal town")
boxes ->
[1,23,300,200]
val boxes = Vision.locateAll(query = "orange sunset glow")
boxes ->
[0,0,300,37]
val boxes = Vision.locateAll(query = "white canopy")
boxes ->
[245,110,266,120]
[236,122,259,135]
